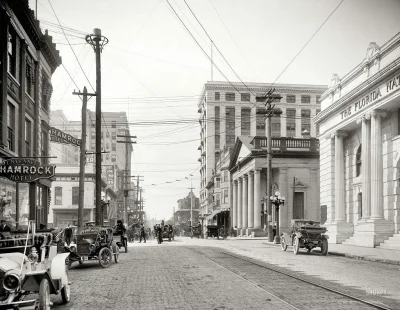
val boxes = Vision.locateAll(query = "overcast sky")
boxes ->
[30,0,400,220]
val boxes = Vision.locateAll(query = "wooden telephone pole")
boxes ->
[256,90,282,242]
[72,87,96,233]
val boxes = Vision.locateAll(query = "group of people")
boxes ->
[114,220,147,243]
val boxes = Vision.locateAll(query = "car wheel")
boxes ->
[61,270,71,304]
[293,237,300,255]
[280,238,288,251]
[321,239,328,256]
[99,247,112,268]
[39,279,51,310]
[112,242,119,263]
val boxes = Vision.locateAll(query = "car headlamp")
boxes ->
[3,273,21,292]
[70,245,76,253]
[89,244,96,251]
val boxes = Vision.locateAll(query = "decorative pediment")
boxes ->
[290,179,308,188]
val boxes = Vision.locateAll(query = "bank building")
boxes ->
[314,32,400,249]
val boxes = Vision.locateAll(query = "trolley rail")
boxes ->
[188,247,394,310]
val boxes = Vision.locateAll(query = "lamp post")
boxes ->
[221,207,230,239]
[270,191,285,244]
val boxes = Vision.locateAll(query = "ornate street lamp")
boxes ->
[220,207,230,239]
[270,191,285,244]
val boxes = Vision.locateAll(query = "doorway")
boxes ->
[293,192,304,219]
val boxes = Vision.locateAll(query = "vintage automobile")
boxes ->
[67,226,119,269]
[161,225,174,242]
[190,226,201,239]
[280,219,329,255]
[206,225,221,239]
[0,221,71,309]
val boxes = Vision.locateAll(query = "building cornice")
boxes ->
[314,57,400,124]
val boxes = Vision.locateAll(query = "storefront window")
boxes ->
[0,178,16,226]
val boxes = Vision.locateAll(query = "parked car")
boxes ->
[206,225,221,239]
[0,221,71,309]
[280,219,329,255]
[67,226,119,268]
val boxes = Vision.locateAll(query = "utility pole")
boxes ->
[188,174,194,228]
[86,29,108,226]
[73,87,96,233]
[117,134,136,224]
[256,90,282,242]
[132,175,144,221]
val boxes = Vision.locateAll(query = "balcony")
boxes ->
[253,137,319,152]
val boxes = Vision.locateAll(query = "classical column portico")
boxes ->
[232,181,238,229]
[334,131,347,221]
[357,114,371,219]
[370,109,386,219]
[248,171,254,229]
[242,175,248,231]
[237,178,243,230]
[254,169,262,229]
[325,130,353,244]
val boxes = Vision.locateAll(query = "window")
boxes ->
[91,143,95,149]
[287,122,296,137]
[106,154,110,160]
[227,121,235,129]
[301,109,311,118]
[271,123,281,132]
[224,171,228,182]
[286,95,296,103]
[215,120,220,134]
[72,187,79,205]
[215,92,220,100]
[286,109,296,118]
[301,95,311,103]
[356,145,362,177]
[111,121,116,128]
[225,92,235,101]
[112,154,116,162]
[7,28,17,78]
[256,121,265,130]
[25,119,32,156]
[301,124,311,133]
[55,187,62,205]
[26,53,35,97]
[91,132,96,139]
[106,132,110,138]
[316,95,321,103]
[226,135,235,145]
[41,74,52,112]
[241,108,251,134]
[112,143,116,151]
[241,93,250,101]
[106,143,109,150]
[7,103,15,152]
[112,132,116,140]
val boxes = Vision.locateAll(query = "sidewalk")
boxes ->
[257,240,400,265]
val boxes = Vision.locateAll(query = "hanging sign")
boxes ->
[0,159,56,182]
[49,127,81,147]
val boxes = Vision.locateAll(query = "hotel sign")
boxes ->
[339,73,400,120]
[50,127,81,147]
[0,159,56,182]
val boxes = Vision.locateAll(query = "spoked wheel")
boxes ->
[99,247,112,268]
[280,238,288,251]
[321,239,328,256]
[112,242,119,263]
[293,237,300,255]
[124,239,128,253]
[61,269,71,304]
[39,279,51,310]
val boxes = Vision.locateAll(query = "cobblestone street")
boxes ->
[51,237,400,310]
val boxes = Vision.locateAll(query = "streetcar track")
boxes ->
[187,247,394,310]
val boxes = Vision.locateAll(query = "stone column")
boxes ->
[248,171,254,228]
[333,130,347,222]
[254,169,262,229]
[237,178,243,229]
[370,109,387,219]
[356,114,371,219]
[232,180,238,228]
[242,175,248,230]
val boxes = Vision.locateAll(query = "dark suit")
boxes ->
[64,227,73,246]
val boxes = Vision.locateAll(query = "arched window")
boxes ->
[356,145,362,177]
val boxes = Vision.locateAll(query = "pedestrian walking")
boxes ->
[139,223,146,243]
[64,224,73,246]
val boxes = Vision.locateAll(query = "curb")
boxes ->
[262,242,400,265]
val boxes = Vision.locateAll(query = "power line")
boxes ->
[47,0,95,92]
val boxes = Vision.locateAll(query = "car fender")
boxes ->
[51,253,70,288]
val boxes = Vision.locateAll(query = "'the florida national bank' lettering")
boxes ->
[0,159,55,182]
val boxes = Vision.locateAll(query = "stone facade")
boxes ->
[315,32,400,248]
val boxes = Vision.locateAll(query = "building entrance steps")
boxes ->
[378,231,400,250]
